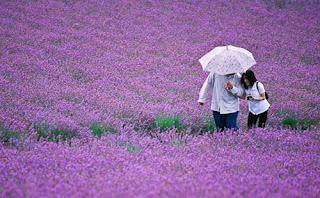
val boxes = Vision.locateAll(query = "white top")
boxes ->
[198,73,244,114]
[244,82,270,115]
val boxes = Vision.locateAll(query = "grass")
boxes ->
[116,140,140,154]
[202,117,216,133]
[282,117,319,130]
[0,127,21,143]
[90,123,105,138]
[90,123,117,138]
[134,120,157,133]
[298,119,319,130]
[34,123,77,143]
[300,55,319,65]
[155,115,181,132]
[189,116,216,134]
[126,144,140,154]
[282,117,298,129]
[172,138,186,147]
[49,129,77,142]
[34,123,50,141]
[0,127,31,150]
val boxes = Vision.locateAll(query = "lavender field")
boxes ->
[1,0,320,197]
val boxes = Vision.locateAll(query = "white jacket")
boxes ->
[198,73,244,114]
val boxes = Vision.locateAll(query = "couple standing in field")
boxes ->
[198,69,270,131]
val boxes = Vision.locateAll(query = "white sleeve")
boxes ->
[198,73,214,103]
[230,86,245,97]
[229,75,245,97]
[257,82,266,93]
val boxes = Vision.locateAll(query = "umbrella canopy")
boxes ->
[199,45,256,75]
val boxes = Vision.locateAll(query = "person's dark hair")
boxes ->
[241,70,257,89]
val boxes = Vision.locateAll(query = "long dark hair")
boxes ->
[241,70,257,89]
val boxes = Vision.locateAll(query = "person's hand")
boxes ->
[199,102,204,106]
[252,96,262,101]
[225,81,233,90]
[246,95,253,101]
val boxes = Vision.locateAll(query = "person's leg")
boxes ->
[257,110,268,128]
[220,114,227,131]
[247,112,258,129]
[225,111,239,130]
[212,111,223,132]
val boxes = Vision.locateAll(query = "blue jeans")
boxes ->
[213,111,239,131]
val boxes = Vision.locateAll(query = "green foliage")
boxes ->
[126,144,140,154]
[277,109,296,118]
[34,123,50,141]
[105,126,117,134]
[90,123,105,138]
[190,116,216,134]
[49,129,76,142]
[34,123,77,143]
[116,140,140,154]
[0,127,30,149]
[298,119,319,130]
[282,117,319,130]
[282,117,298,129]
[155,115,181,132]
[172,138,185,147]
[134,120,157,133]
[202,117,215,133]
[90,123,117,138]
[300,55,319,65]
[0,128,21,142]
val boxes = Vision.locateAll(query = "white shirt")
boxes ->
[198,73,244,114]
[244,82,270,115]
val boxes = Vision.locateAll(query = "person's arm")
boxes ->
[229,85,245,98]
[253,93,266,101]
[226,74,245,98]
[198,73,214,105]
[253,82,266,101]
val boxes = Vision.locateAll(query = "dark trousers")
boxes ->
[213,111,239,132]
[248,110,268,129]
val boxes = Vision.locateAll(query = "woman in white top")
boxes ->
[226,70,270,128]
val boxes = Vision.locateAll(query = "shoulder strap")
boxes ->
[256,81,260,94]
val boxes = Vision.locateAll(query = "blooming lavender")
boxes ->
[0,0,319,197]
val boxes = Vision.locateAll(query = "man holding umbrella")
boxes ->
[198,45,256,131]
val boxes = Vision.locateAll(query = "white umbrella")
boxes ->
[199,45,256,75]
